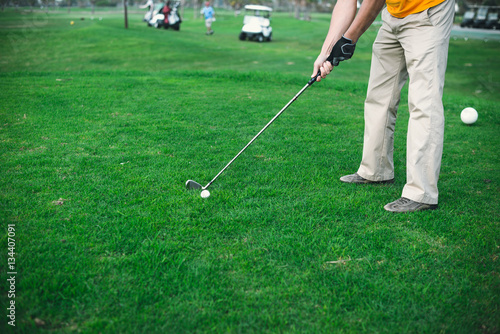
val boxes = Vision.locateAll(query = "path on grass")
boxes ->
[451,25,500,41]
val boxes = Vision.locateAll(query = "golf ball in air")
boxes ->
[201,190,210,198]
[460,107,478,125]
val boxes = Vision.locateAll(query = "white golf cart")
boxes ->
[239,5,272,42]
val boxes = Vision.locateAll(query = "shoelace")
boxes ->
[397,197,412,205]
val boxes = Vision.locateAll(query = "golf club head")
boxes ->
[185,180,203,190]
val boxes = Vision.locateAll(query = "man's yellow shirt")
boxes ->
[386,0,446,18]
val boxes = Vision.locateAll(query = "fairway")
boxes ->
[0,7,499,333]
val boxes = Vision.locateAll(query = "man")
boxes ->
[201,1,215,35]
[161,1,172,27]
[313,0,455,212]
[140,0,155,22]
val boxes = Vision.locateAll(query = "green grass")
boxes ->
[0,7,499,333]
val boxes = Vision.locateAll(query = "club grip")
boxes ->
[308,71,321,85]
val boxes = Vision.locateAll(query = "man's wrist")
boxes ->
[343,32,358,43]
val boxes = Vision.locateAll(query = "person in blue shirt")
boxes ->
[201,1,215,35]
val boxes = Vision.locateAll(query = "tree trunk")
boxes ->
[124,0,128,29]
[194,0,199,20]
[301,0,310,21]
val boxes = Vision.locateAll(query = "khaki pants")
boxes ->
[357,0,455,204]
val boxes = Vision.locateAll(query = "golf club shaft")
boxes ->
[203,75,319,190]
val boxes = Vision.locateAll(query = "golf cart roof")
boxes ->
[244,5,272,12]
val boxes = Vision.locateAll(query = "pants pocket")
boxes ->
[426,0,452,27]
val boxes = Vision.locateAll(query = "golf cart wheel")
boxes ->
[257,34,264,43]
[239,32,246,41]
[267,33,272,42]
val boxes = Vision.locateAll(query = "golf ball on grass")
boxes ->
[460,107,478,125]
[201,190,210,198]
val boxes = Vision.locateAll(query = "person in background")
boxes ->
[140,0,155,22]
[312,0,455,212]
[162,1,172,27]
[201,1,215,35]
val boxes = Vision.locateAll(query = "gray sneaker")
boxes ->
[384,197,438,213]
[340,173,394,184]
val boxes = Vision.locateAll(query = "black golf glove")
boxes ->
[327,36,356,67]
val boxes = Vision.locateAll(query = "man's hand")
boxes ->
[312,54,332,82]
[327,36,356,66]
[312,36,356,82]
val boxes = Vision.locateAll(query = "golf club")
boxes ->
[185,72,324,194]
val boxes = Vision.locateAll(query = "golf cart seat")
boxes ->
[243,16,270,28]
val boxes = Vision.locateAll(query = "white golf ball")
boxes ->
[460,107,478,125]
[201,190,210,198]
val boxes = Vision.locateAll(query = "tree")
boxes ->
[124,0,128,28]
[294,0,312,20]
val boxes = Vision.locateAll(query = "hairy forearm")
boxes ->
[321,0,386,55]
[313,0,386,79]
[345,0,386,42]
[320,0,358,57]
